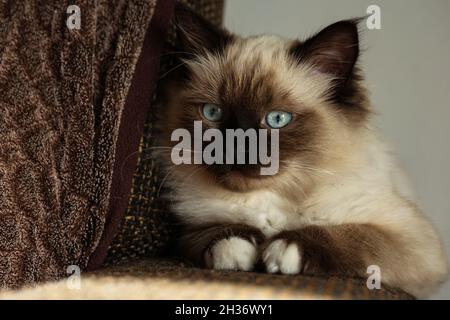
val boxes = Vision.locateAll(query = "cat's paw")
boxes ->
[205,236,258,271]
[262,239,302,274]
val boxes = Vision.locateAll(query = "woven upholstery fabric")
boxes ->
[105,0,225,265]
[97,259,413,299]
[0,258,413,299]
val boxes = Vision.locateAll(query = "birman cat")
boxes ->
[154,5,448,298]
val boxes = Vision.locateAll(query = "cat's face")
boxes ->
[158,6,370,194]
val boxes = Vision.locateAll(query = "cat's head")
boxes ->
[157,5,370,194]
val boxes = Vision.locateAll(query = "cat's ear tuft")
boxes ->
[174,4,233,56]
[291,19,361,81]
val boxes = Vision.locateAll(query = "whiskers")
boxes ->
[280,160,336,177]
[157,163,210,197]
[159,61,188,80]
[158,51,197,79]
[157,165,178,197]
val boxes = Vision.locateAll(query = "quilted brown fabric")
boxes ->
[0,0,159,288]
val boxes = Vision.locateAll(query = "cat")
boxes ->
[154,5,448,298]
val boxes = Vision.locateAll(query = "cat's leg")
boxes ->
[261,224,391,277]
[179,223,265,271]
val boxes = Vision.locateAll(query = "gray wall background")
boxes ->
[224,0,450,299]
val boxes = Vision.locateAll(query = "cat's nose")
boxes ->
[226,110,256,131]
[236,116,255,131]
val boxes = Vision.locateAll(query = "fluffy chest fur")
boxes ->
[171,185,306,236]
[169,134,414,235]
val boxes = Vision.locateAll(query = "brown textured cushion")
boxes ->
[0,0,165,288]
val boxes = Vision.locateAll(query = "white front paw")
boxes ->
[205,236,257,271]
[262,239,302,274]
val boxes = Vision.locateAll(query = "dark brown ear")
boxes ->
[174,4,233,56]
[291,20,360,82]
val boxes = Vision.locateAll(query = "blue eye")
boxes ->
[265,111,292,128]
[202,103,223,122]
